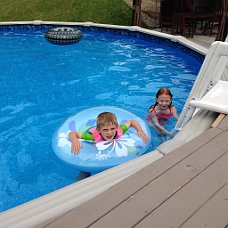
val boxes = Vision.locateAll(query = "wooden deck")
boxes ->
[36,115,228,228]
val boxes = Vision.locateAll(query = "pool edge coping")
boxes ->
[0,20,208,56]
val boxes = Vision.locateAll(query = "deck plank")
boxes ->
[134,151,228,228]
[36,127,228,228]
[181,183,228,228]
[217,114,228,131]
[88,131,228,228]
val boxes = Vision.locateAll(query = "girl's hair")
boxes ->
[149,88,173,111]
[96,112,118,129]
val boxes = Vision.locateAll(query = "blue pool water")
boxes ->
[0,25,203,212]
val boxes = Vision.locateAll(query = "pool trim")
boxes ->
[0,21,208,227]
[0,20,207,58]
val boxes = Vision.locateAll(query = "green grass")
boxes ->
[0,0,133,26]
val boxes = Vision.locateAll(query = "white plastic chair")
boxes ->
[175,41,228,130]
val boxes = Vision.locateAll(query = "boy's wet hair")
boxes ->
[96,112,118,129]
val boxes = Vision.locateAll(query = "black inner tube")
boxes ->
[45,27,83,45]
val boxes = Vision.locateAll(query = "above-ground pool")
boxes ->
[0,23,204,213]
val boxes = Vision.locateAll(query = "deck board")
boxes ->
[36,117,228,228]
[87,131,228,228]
[180,183,228,228]
[135,152,228,228]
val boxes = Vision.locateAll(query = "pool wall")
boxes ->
[0,20,207,61]
[0,21,209,228]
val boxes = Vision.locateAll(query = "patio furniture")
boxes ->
[194,6,212,31]
[160,0,175,33]
[172,13,195,38]
[180,12,214,36]
[210,8,223,36]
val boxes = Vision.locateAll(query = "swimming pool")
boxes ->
[0,22,204,213]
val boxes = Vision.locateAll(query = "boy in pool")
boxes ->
[69,112,148,155]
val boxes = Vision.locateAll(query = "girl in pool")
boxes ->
[146,88,178,142]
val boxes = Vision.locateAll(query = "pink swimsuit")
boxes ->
[146,106,173,120]
[153,107,173,119]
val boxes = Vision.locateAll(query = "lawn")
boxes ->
[0,0,133,26]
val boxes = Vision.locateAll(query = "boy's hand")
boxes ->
[138,131,148,142]
[71,139,82,155]
[68,132,83,155]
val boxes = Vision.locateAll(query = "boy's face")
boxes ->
[97,123,117,141]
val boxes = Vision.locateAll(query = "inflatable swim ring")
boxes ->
[45,27,82,45]
[52,106,152,173]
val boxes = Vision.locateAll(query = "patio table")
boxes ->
[182,12,215,35]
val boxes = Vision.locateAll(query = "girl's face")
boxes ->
[97,123,117,141]
[156,94,172,110]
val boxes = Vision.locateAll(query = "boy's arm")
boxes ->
[124,119,148,142]
[68,132,83,155]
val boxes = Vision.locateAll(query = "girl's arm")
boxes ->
[124,119,148,142]
[150,113,172,136]
[68,132,83,155]
[172,106,178,120]
[148,107,171,135]
[148,105,154,113]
